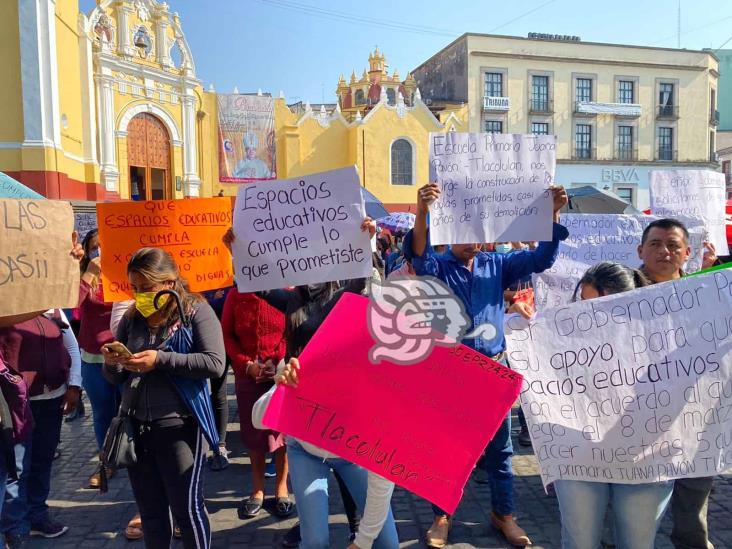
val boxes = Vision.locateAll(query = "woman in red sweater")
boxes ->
[77,230,119,490]
[221,290,293,519]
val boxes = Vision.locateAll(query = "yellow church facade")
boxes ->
[0,0,465,211]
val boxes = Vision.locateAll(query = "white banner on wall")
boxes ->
[505,269,732,487]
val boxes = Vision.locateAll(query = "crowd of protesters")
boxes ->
[0,178,726,549]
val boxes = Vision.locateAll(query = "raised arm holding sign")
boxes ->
[428,132,556,245]
[406,181,567,547]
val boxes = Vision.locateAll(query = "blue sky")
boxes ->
[80,0,732,103]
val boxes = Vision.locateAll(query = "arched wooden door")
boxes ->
[127,113,171,201]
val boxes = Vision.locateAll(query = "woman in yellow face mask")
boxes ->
[101,247,225,549]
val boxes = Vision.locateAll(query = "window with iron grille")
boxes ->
[391,139,413,185]
[532,75,549,110]
[575,124,592,158]
[576,78,592,102]
[484,73,503,97]
[618,80,634,104]
[617,126,633,159]
[659,83,674,116]
[485,120,503,134]
[531,122,549,135]
[659,83,674,106]
[658,127,674,160]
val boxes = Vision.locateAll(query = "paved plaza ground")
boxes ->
[29,373,732,548]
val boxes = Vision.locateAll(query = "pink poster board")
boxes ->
[263,293,522,513]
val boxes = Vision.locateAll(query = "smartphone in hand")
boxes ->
[102,341,133,359]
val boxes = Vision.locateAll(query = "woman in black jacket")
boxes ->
[102,248,225,549]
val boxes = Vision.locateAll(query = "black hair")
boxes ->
[572,261,650,301]
[79,229,99,274]
[641,218,689,245]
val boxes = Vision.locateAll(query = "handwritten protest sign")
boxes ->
[97,198,234,300]
[0,199,79,315]
[263,293,522,513]
[231,167,371,293]
[650,170,729,255]
[505,270,732,487]
[74,211,98,242]
[428,132,555,245]
[533,214,708,309]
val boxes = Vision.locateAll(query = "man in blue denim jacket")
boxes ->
[405,182,569,548]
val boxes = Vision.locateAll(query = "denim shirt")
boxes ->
[405,223,569,356]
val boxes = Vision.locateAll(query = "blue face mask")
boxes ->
[494,244,513,254]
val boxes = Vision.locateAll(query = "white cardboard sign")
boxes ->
[533,214,708,310]
[231,167,372,292]
[650,170,728,255]
[428,132,555,245]
[505,269,732,487]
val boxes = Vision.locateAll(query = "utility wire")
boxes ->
[488,0,557,34]
[715,33,732,52]
[257,0,459,37]
[649,15,732,47]
[256,0,557,39]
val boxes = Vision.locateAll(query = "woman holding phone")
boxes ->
[102,247,225,549]
[77,230,119,490]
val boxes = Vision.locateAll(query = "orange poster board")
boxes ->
[97,198,234,301]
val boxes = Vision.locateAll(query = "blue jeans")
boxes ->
[554,479,674,549]
[433,410,514,517]
[81,359,121,450]
[286,440,399,549]
[2,396,63,536]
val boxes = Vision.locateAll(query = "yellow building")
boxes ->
[1,0,209,200]
[412,33,720,209]
[198,46,468,210]
[0,1,466,211]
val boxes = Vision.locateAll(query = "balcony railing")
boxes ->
[711,110,720,126]
[657,148,678,162]
[615,148,639,161]
[483,96,510,111]
[656,105,679,119]
[529,97,553,114]
[572,146,596,160]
